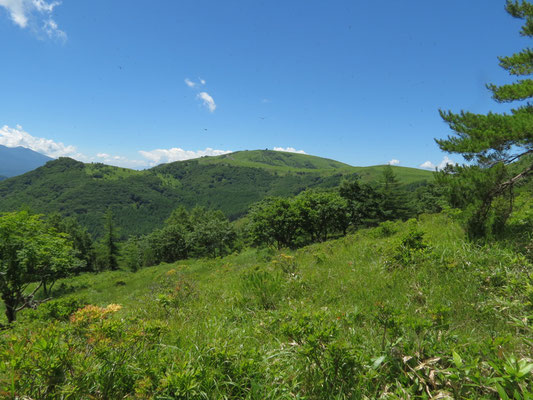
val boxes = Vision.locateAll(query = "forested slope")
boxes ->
[0,150,432,237]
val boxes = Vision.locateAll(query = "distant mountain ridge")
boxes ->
[0,150,433,238]
[0,145,53,177]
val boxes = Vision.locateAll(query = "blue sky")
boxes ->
[0,0,527,169]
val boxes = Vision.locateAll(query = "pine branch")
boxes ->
[503,149,533,164]
[498,49,533,75]
[492,161,533,196]
[488,79,533,102]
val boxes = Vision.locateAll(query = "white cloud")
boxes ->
[32,0,59,13]
[0,124,84,159]
[0,0,27,26]
[94,152,147,169]
[419,156,457,170]
[0,125,235,169]
[139,147,232,166]
[438,156,456,169]
[185,78,206,88]
[185,78,216,112]
[197,92,217,113]
[273,147,306,154]
[0,0,66,40]
[43,16,65,40]
[388,159,400,166]
[419,160,436,170]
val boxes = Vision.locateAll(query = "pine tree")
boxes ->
[437,0,533,237]
[380,165,411,221]
[103,208,119,270]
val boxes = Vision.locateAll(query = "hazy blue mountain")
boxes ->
[0,145,53,177]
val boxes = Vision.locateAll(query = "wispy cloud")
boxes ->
[419,156,456,170]
[197,92,217,113]
[184,77,206,88]
[139,147,232,166]
[388,159,400,166]
[43,16,65,40]
[0,124,83,158]
[273,147,306,154]
[185,78,216,112]
[184,78,196,88]
[0,0,66,40]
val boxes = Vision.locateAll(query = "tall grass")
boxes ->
[1,214,531,399]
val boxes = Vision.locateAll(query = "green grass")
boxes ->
[2,213,531,398]
[84,163,142,180]
[195,150,354,172]
[195,150,433,185]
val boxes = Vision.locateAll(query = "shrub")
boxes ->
[280,311,361,398]
[26,297,87,322]
[240,267,284,310]
[391,224,430,267]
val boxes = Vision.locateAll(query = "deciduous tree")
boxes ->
[0,211,77,323]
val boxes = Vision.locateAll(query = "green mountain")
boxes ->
[0,145,53,177]
[0,150,433,238]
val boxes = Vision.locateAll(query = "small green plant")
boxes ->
[374,220,398,238]
[274,253,298,275]
[154,272,196,314]
[240,267,284,310]
[488,355,533,399]
[428,304,451,330]
[280,311,360,397]
[391,225,430,267]
[373,302,399,350]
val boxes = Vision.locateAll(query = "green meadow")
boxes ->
[2,213,531,399]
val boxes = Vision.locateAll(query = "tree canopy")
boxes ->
[437,0,533,237]
[0,211,78,323]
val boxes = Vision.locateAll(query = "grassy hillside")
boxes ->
[195,150,353,172]
[195,150,432,184]
[0,151,433,238]
[2,214,531,398]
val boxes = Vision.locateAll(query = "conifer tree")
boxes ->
[103,208,119,270]
[437,0,533,237]
[380,165,411,221]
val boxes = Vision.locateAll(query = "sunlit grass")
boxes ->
[2,213,531,398]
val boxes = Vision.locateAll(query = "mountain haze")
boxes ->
[0,150,433,237]
[0,145,53,177]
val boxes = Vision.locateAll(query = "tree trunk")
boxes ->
[3,297,17,323]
